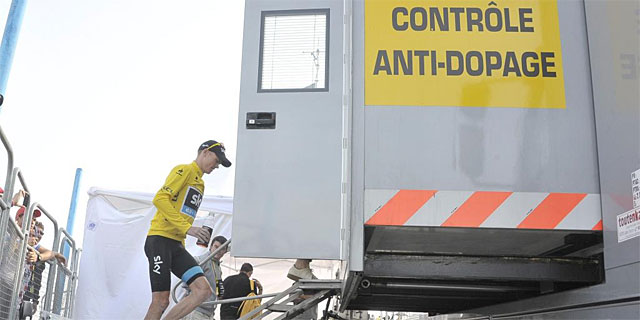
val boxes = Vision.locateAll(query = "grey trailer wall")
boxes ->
[360,0,600,222]
[233,0,345,259]
[348,0,602,271]
[467,0,640,316]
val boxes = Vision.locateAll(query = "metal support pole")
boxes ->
[7,202,34,320]
[0,0,28,108]
[54,229,77,315]
[201,292,282,306]
[0,125,14,267]
[53,169,81,315]
[36,204,61,315]
[59,228,76,317]
[63,168,82,259]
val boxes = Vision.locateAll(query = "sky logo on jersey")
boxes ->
[181,186,202,218]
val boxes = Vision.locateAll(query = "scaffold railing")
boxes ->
[0,124,82,320]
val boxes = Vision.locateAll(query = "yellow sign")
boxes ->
[365,0,566,108]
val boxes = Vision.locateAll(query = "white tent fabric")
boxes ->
[73,187,233,320]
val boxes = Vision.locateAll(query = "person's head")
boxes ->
[28,224,38,246]
[28,221,44,246]
[35,221,45,243]
[240,263,253,277]
[15,207,41,228]
[210,235,228,260]
[196,140,232,174]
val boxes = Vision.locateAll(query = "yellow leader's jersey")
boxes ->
[148,161,204,243]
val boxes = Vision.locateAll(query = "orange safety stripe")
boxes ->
[441,191,512,227]
[365,190,436,226]
[518,193,587,229]
[592,220,603,230]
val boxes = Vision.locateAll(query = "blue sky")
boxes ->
[0,0,245,246]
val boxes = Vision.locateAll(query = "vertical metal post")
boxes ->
[8,204,34,320]
[340,0,353,262]
[0,0,28,109]
[37,204,60,315]
[55,168,81,314]
[0,125,14,275]
[63,168,82,258]
[68,247,81,317]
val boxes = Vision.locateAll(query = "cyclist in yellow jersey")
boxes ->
[143,140,232,320]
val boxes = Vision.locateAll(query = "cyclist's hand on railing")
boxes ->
[187,226,211,244]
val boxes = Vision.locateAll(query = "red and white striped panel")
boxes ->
[364,189,602,230]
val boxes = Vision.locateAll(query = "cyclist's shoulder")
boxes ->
[169,162,196,177]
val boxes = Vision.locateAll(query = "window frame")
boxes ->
[257,9,330,93]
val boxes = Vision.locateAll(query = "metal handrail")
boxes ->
[58,240,74,271]
[167,237,315,319]
[58,227,78,317]
[68,247,82,315]
[171,239,231,303]
[0,124,14,281]
[35,203,60,252]
[6,166,29,203]
[0,166,25,272]
[5,218,26,320]
[259,289,305,319]
[200,291,292,306]
[6,213,24,238]
[0,125,82,320]
[53,260,73,276]
[3,167,30,237]
[46,257,75,317]
[34,203,62,315]
[59,228,76,266]
[59,228,76,254]
[8,200,35,320]
[60,229,81,283]
[238,281,304,320]
[0,124,14,204]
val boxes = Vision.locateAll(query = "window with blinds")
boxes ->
[259,10,329,92]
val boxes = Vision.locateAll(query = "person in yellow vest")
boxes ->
[220,263,263,320]
[143,140,232,320]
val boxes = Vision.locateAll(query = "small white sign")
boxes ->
[633,168,640,209]
[617,208,640,243]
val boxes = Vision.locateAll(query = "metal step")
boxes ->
[268,303,293,312]
[239,279,342,320]
[274,289,333,320]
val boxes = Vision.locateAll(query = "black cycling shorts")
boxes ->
[144,235,204,292]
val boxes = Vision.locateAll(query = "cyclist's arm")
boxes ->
[152,166,192,236]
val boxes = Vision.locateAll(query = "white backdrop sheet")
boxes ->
[73,187,232,320]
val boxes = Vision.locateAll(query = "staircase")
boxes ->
[239,279,342,320]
